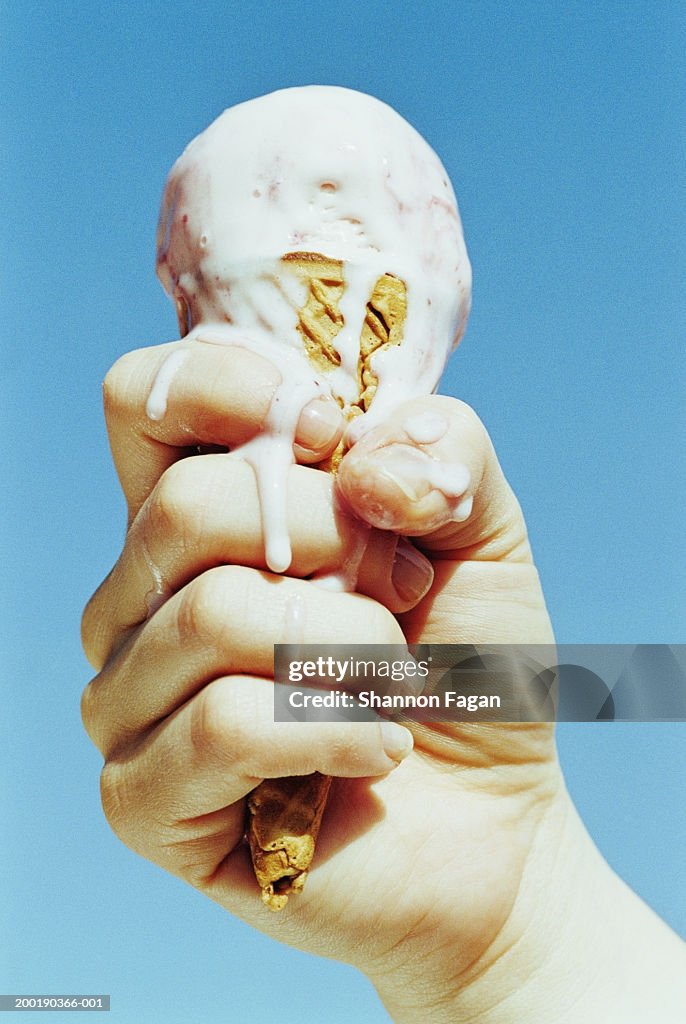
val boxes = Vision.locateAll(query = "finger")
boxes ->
[81,565,406,757]
[338,395,531,561]
[98,671,412,883]
[81,458,433,668]
[100,672,412,849]
[103,340,343,521]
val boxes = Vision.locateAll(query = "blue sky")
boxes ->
[2,2,684,1021]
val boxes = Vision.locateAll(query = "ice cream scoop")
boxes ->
[155,85,471,569]
[153,85,472,909]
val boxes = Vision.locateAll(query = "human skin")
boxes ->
[81,339,686,1023]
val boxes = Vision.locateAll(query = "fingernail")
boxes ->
[380,720,414,762]
[370,442,430,501]
[453,495,473,522]
[391,538,434,603]
[297,398,343,451]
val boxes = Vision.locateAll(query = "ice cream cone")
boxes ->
[245,255,407,910]
[155,87,471,913]
[247,773,333,911]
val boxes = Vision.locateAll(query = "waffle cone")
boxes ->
[246,253,407,910]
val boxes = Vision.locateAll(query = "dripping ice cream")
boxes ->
[154,85,472,575]
[153,86,472,910]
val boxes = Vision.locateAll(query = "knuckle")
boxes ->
[80,595,102,670]
[99,762,132,842]
[100,760,175,861]
[146,461,196,548]
[189,679,248,767]
[102,350,143,419]
[176,565,248,650]
[80,585,118,673]
[80,679,98,743]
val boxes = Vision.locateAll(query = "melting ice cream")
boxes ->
[153,85,472,573]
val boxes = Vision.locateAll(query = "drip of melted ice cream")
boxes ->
[153,85,472,572]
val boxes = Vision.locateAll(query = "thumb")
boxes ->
[337,396,531,561]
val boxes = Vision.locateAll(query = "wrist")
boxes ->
[366,787,686,1024]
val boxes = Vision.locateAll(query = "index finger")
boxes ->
[103,339,344,523]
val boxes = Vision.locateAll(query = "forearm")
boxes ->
[368,790,686,1023]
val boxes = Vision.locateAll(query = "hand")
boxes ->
[82,340,686,1024]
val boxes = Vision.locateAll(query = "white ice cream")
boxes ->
[153,85,472,573]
